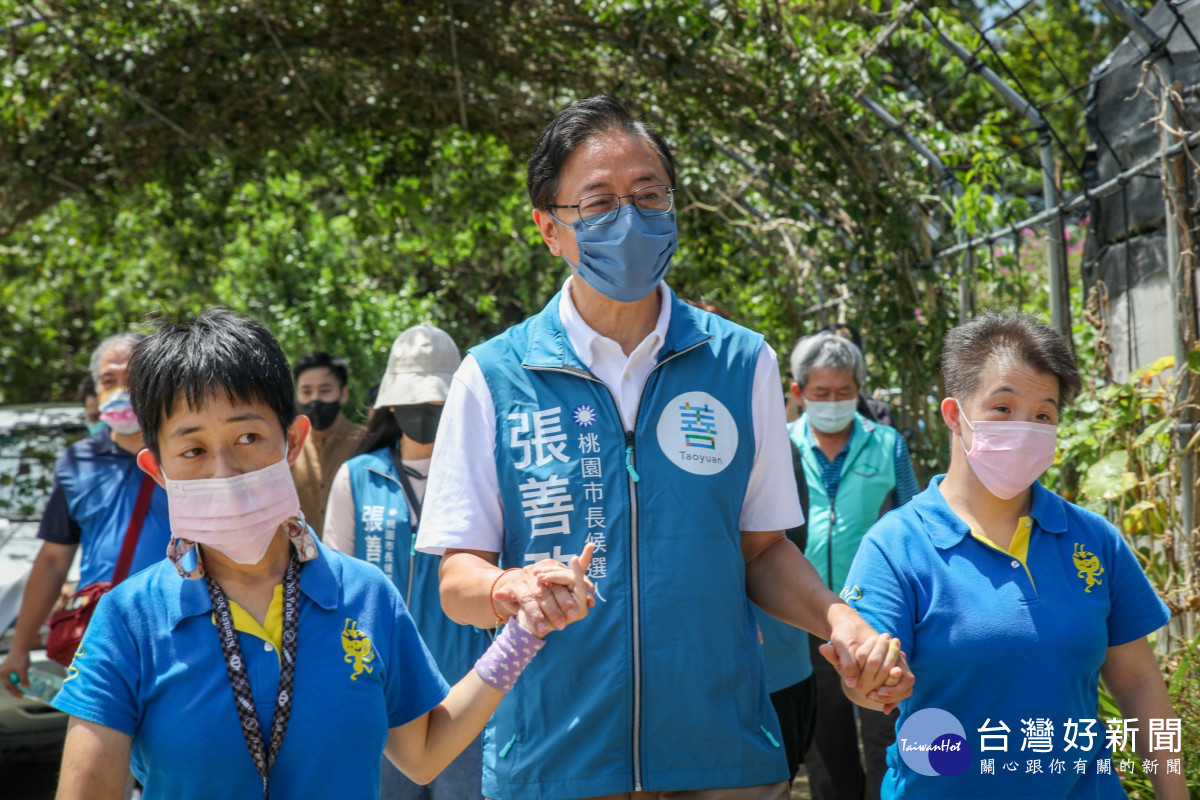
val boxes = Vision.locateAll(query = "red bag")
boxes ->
[45,475,156,666]
[46,581,113,665]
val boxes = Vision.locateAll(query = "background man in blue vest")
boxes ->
[418,95,913,800]
[788,331,919,800]
[1,332,172,696]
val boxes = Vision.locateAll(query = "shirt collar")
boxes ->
[800,415,859,449]
[90,429,126,457]
[170,539,341,629]
[557,276,671,370]
[921,475,1068,550]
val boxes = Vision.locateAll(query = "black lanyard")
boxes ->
[206,554,301,799]
[389,447,424,532]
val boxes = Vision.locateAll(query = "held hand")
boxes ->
[529,543,596,619]
[513,544,595,639]
[493,544,595,637]
[819,634,913,714]
[0,648,31,699]
[822,607,915,706]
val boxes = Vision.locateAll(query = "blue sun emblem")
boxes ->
[572,404,598,427]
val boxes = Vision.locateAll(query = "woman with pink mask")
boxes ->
[841,312,1184,799]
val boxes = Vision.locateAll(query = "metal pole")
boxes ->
[1038,133,1069,334]
[856,93,957,188]
[930,24,1069,334]
[1160,70,1194,569]
[1101,0,1195,627]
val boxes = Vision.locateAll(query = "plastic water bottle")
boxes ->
[8,666,63,703]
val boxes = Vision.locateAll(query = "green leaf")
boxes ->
[1080,450,1137,502]
[1132,417,1174,449]
[1188,348,1200,374]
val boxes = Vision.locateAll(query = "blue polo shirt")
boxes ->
[39,429,171,586]
[842,476,1169,799]
[53,540,450,799]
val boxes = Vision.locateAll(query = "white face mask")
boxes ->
[163,453,299,565]
[804,398,857,433]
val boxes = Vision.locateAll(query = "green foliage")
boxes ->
[1053,332,1200,795]
[0,127,560,410]
[0,1,1158,481]
[1098,633,1200,795]
[0,0,963,432]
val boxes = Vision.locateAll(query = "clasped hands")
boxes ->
[494,543,597,638]
[819,612,915,714]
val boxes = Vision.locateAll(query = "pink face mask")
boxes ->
[163,454,300,565]
[957,402,1057,500]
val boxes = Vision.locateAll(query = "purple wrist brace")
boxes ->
[474,617,546,692]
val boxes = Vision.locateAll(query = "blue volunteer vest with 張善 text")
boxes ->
[346,447,485,682]
[471,289,789,800]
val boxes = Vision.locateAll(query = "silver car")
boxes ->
[0,404,85,760]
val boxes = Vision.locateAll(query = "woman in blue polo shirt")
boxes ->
[50,309,591,800]
[325,323,488,800]
[842,311,1185,800]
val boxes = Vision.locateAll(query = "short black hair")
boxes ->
[292,351,349,389]
[941,311,1082,407]
[129,308,296,458]
[527,94,676,210]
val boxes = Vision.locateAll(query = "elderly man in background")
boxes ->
[1,332,172,694]
[788,331,918,800]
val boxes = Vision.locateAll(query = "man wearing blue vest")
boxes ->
[418,95,913,800]
[787,331,918,800]
[1,332,172,696]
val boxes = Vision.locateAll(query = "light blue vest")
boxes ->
[790,415,900,591]
[346,447,486,682]
[472,290,788,800]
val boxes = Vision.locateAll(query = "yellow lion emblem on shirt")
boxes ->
[342,618,375,680]
[1073,543,1105,594]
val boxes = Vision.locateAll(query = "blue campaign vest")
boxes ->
[472,289,788,800]
[57,432,171,586]
[346,447,486,682]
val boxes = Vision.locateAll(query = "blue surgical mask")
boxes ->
[563,205,678,303]
[86,420,108,435]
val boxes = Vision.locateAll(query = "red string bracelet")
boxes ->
[489,568,521,628]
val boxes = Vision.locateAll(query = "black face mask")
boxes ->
[300,399,341,431]
[392,404,443,445]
